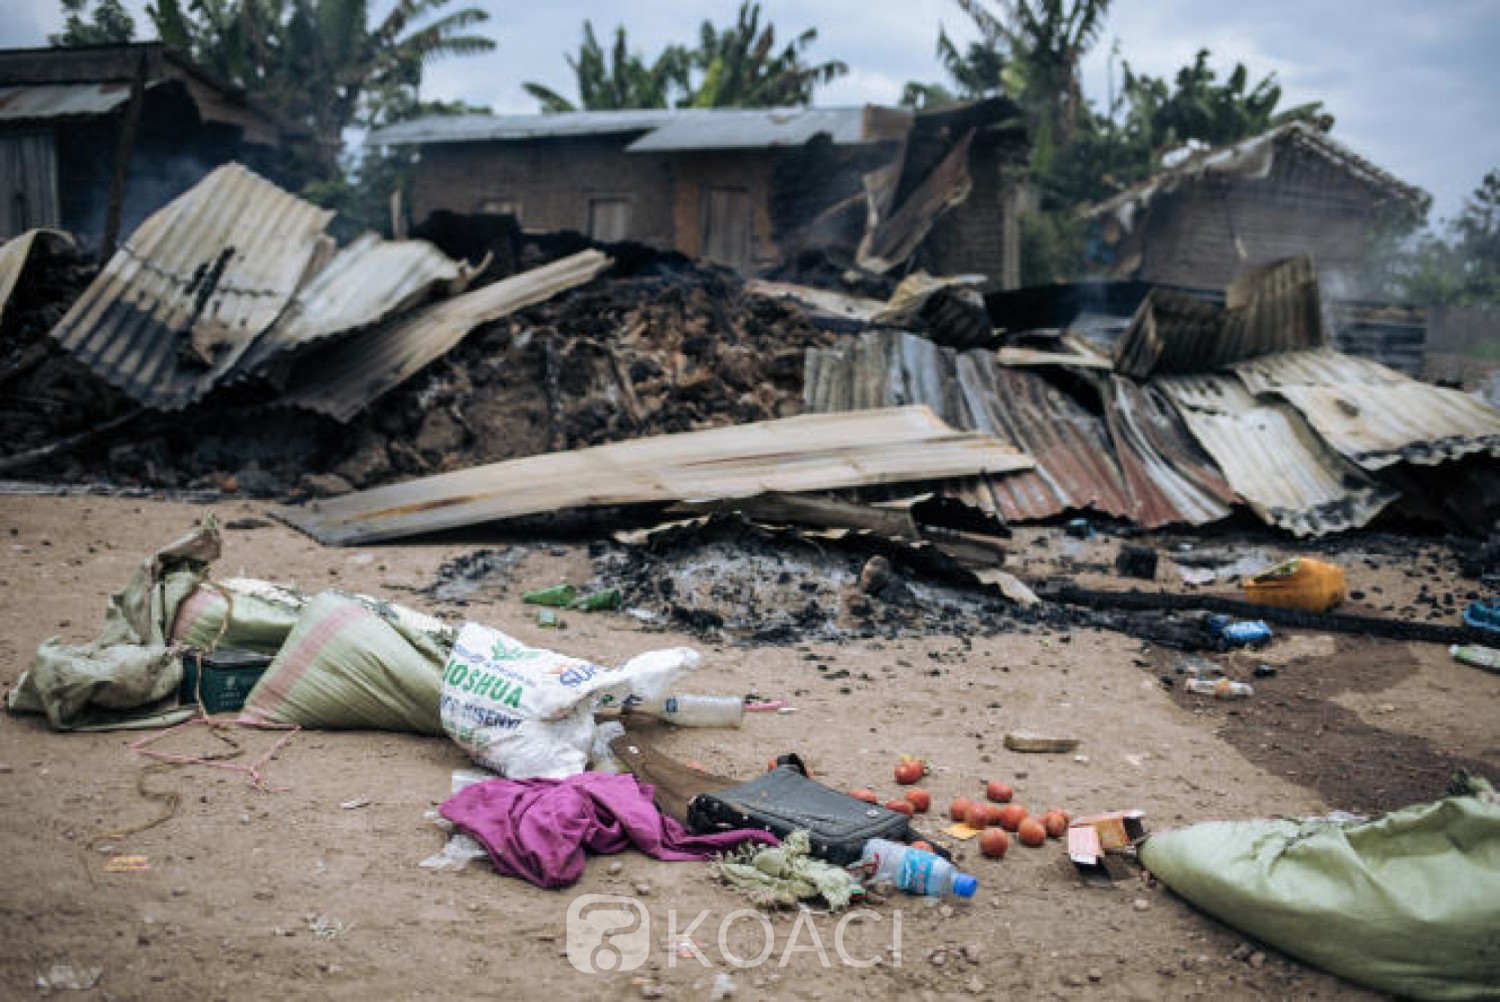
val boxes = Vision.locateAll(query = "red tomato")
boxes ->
[849,788,879,804]
[985,780,1014,803]
[893,758,925,785]
[1042,810,1069,838]
[997,804,1028,832]
[1018,817,1047,847]
[949,797,973,822]
[904,788,932,813]
[884,798,915,817]
[979,828,1010,859]
[964,802,992,829]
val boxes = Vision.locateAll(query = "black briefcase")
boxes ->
[686,757,914,864]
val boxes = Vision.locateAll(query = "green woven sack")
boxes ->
[1140,790,1500,1000]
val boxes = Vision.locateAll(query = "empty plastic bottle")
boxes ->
[1449,644,1500,673]
[858,838,977,899]
[1206,614,1273,649]
[1185,677,1254,699]
[624,694,745,727]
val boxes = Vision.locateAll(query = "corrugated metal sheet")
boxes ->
[1231,349,1500,469]
[625,107,871,151]
[50,163,333,409]
[1091,121,1429,228]
[0,228,70,324]
[1159,372,1397,537]
[278,249,611,422]
[369,106,893,151]
[857,130,974,274]
[237,232,465,378]
[954,351,1135,521]
[805,330,1141,523]
[1103,377,1237,528]
[1114,256,1324,377]
[272,406,1034,546]
[0,82,132,120]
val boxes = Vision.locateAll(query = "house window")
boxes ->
[479,198,521,221]
[701,186,752,270]
[588,197,632,242]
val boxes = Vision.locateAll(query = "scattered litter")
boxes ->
[619,694,744,728]
[419,831,490,872]
[708,972,738,1001]
[1206,615,1273,649]
[1065,518,1095,539]
[744,700,787,712]
[522,584,575,608]
[1449,643,1500,673]
[35,964,102,993]
[1003,733,1080,754]
[536,609,562,629]
[307,914,354,940]
[1242,557,1345,612]
[102,855,150,872]
[339,798,371,810]
[1184,678,1254,699]
[943,822,983,841]
[571,589,622,612]
[1462,598,1500,636]
[1172,655,1221,678]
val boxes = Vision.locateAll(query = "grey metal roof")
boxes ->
[277,249,611,422]
[50,163,333,410]
[0,82,136,120]
[625,107,875,151]
[368,106,897,151]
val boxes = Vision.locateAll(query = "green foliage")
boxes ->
[523,22,690,113]
[1376,170,1500,305]
[527,2,845,112]
[144,0,496,179]
[900,28,1006,110]
[50,0,136,45]
[1019,208,1087,285]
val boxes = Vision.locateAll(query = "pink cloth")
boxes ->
[440,772,778,888]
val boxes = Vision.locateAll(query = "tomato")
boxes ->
[985,780,1014,803]
[1042,810,1069,838]
[849,788,879,804]
[964,801,991,829]
[884,798,915,817]
[904,788,932,813]
[1017,817,1047,847]
[997,804,1028,832]
[979,828,1010,859]
[949,797,973,822]
[893,757,925,785]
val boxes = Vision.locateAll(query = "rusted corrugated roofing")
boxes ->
[277,249,611,422]
[1114,256,1324,378]
[806,331,1144,523]
[237,232,466,379]
[1103,377,1237,528]
[273,406,1033,546]
[50,163,333,409]
[1231,349,1500,469]
[1159,372,1397,537]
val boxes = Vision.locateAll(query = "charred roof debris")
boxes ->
[1,119,1498,648]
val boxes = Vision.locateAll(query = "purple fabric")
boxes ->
[440,772,778,888]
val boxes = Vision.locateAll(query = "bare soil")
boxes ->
[3,494,1497,1001]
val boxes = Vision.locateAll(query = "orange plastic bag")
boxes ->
[1242,557,1345,612]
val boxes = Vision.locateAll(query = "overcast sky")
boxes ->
[6,1,1498,224]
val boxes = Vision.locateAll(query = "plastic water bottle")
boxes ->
[858,839,977,899]
[1207,615,1273,649]
[1185,678,1254,698]
[1450,644,1500,673]
[624,694,744,727]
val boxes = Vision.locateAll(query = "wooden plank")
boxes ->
[273,406,1035,546]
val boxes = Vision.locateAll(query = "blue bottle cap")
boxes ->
[951,873,978,899]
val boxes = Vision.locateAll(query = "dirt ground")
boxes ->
[2,493,1497,1001]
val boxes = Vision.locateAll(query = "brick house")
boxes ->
[0,43,300,249]
[370,99,1029,286]
[1086,122,1429,297]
